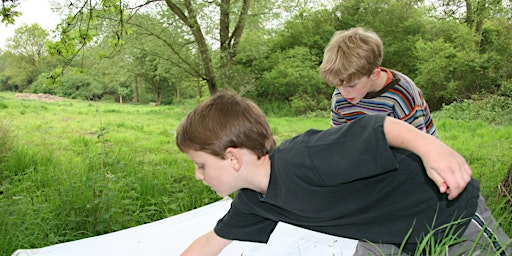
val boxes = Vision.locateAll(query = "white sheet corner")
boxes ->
[11,197,357,255]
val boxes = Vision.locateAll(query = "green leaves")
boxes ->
[0,0,21,25]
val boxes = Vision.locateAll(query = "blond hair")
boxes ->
[319,27,383,87]
[176,92,275,159]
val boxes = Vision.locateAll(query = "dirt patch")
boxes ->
[15,93,65,102]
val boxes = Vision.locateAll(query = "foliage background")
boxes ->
[0,0,511,114]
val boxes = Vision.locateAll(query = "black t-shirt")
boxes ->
[214,115,479,252]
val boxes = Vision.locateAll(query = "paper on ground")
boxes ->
[12,197,357,256]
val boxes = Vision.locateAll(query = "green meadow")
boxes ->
[0,92,511,255]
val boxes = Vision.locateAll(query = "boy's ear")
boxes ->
[225,148,242,172]
[370,68,381,80]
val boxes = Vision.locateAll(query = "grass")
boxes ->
[0,92,511,256]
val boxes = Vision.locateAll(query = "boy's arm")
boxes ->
[181,230,233,256]
[383,117,472,200]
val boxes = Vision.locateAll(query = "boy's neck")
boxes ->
[241,153,271,195]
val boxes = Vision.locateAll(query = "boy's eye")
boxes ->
[196,164,205,169]
[338,82,357,89]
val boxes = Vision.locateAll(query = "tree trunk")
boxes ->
[465,0,487,51]
[164,0,218,96]
[133,76,140,103]
[176,83,181,103]
[465,0,474,28]
[164,0,251,97]
[498,163,512,205]
[219,0,251,89]
[197,79,202,98]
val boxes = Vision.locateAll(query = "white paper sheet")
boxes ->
[12,197,357,256]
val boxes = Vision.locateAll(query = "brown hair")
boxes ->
[176,92,276,159]
[319,27,383,87]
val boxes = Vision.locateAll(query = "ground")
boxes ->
[14,93,65,101]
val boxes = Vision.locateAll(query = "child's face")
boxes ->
[336,76,373,104]
[186,150,238,197]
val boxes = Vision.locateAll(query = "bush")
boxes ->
[55,73,105,100]
[435,95,512,126]
[499,79,512,98]
[29,78,59,95]
[289,94,330,116]
[254,46,330,109]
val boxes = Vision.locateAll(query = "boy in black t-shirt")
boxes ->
[175,92,511,255]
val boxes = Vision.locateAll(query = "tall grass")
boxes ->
[0,92,510,255]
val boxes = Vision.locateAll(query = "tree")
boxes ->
[431,0,511,50]
[43,0,254,96]
[254,46,330,115]
[414,20,484,110]
[112,13,197,104]
[333,0,427,76]
[3,23,54,91]
[240,8,338,113]
[416,1,512,108]
[269,8,340,62]
[480,18,512,97]
[6,23,49,64]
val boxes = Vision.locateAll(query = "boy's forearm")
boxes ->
[181,230,232,256]
[382,117,472,199]
[382,117,462,161]
[382,117,434,154]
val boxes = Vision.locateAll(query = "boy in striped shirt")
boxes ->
[320,27,437,137]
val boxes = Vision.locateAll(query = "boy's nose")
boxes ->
[338,86,350,96]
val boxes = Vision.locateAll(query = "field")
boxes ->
[0,92,511,255]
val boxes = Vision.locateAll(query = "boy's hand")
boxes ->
[181,230,232,256]
[421,143,472,200]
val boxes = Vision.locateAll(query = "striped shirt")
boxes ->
[331,67,437,137]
